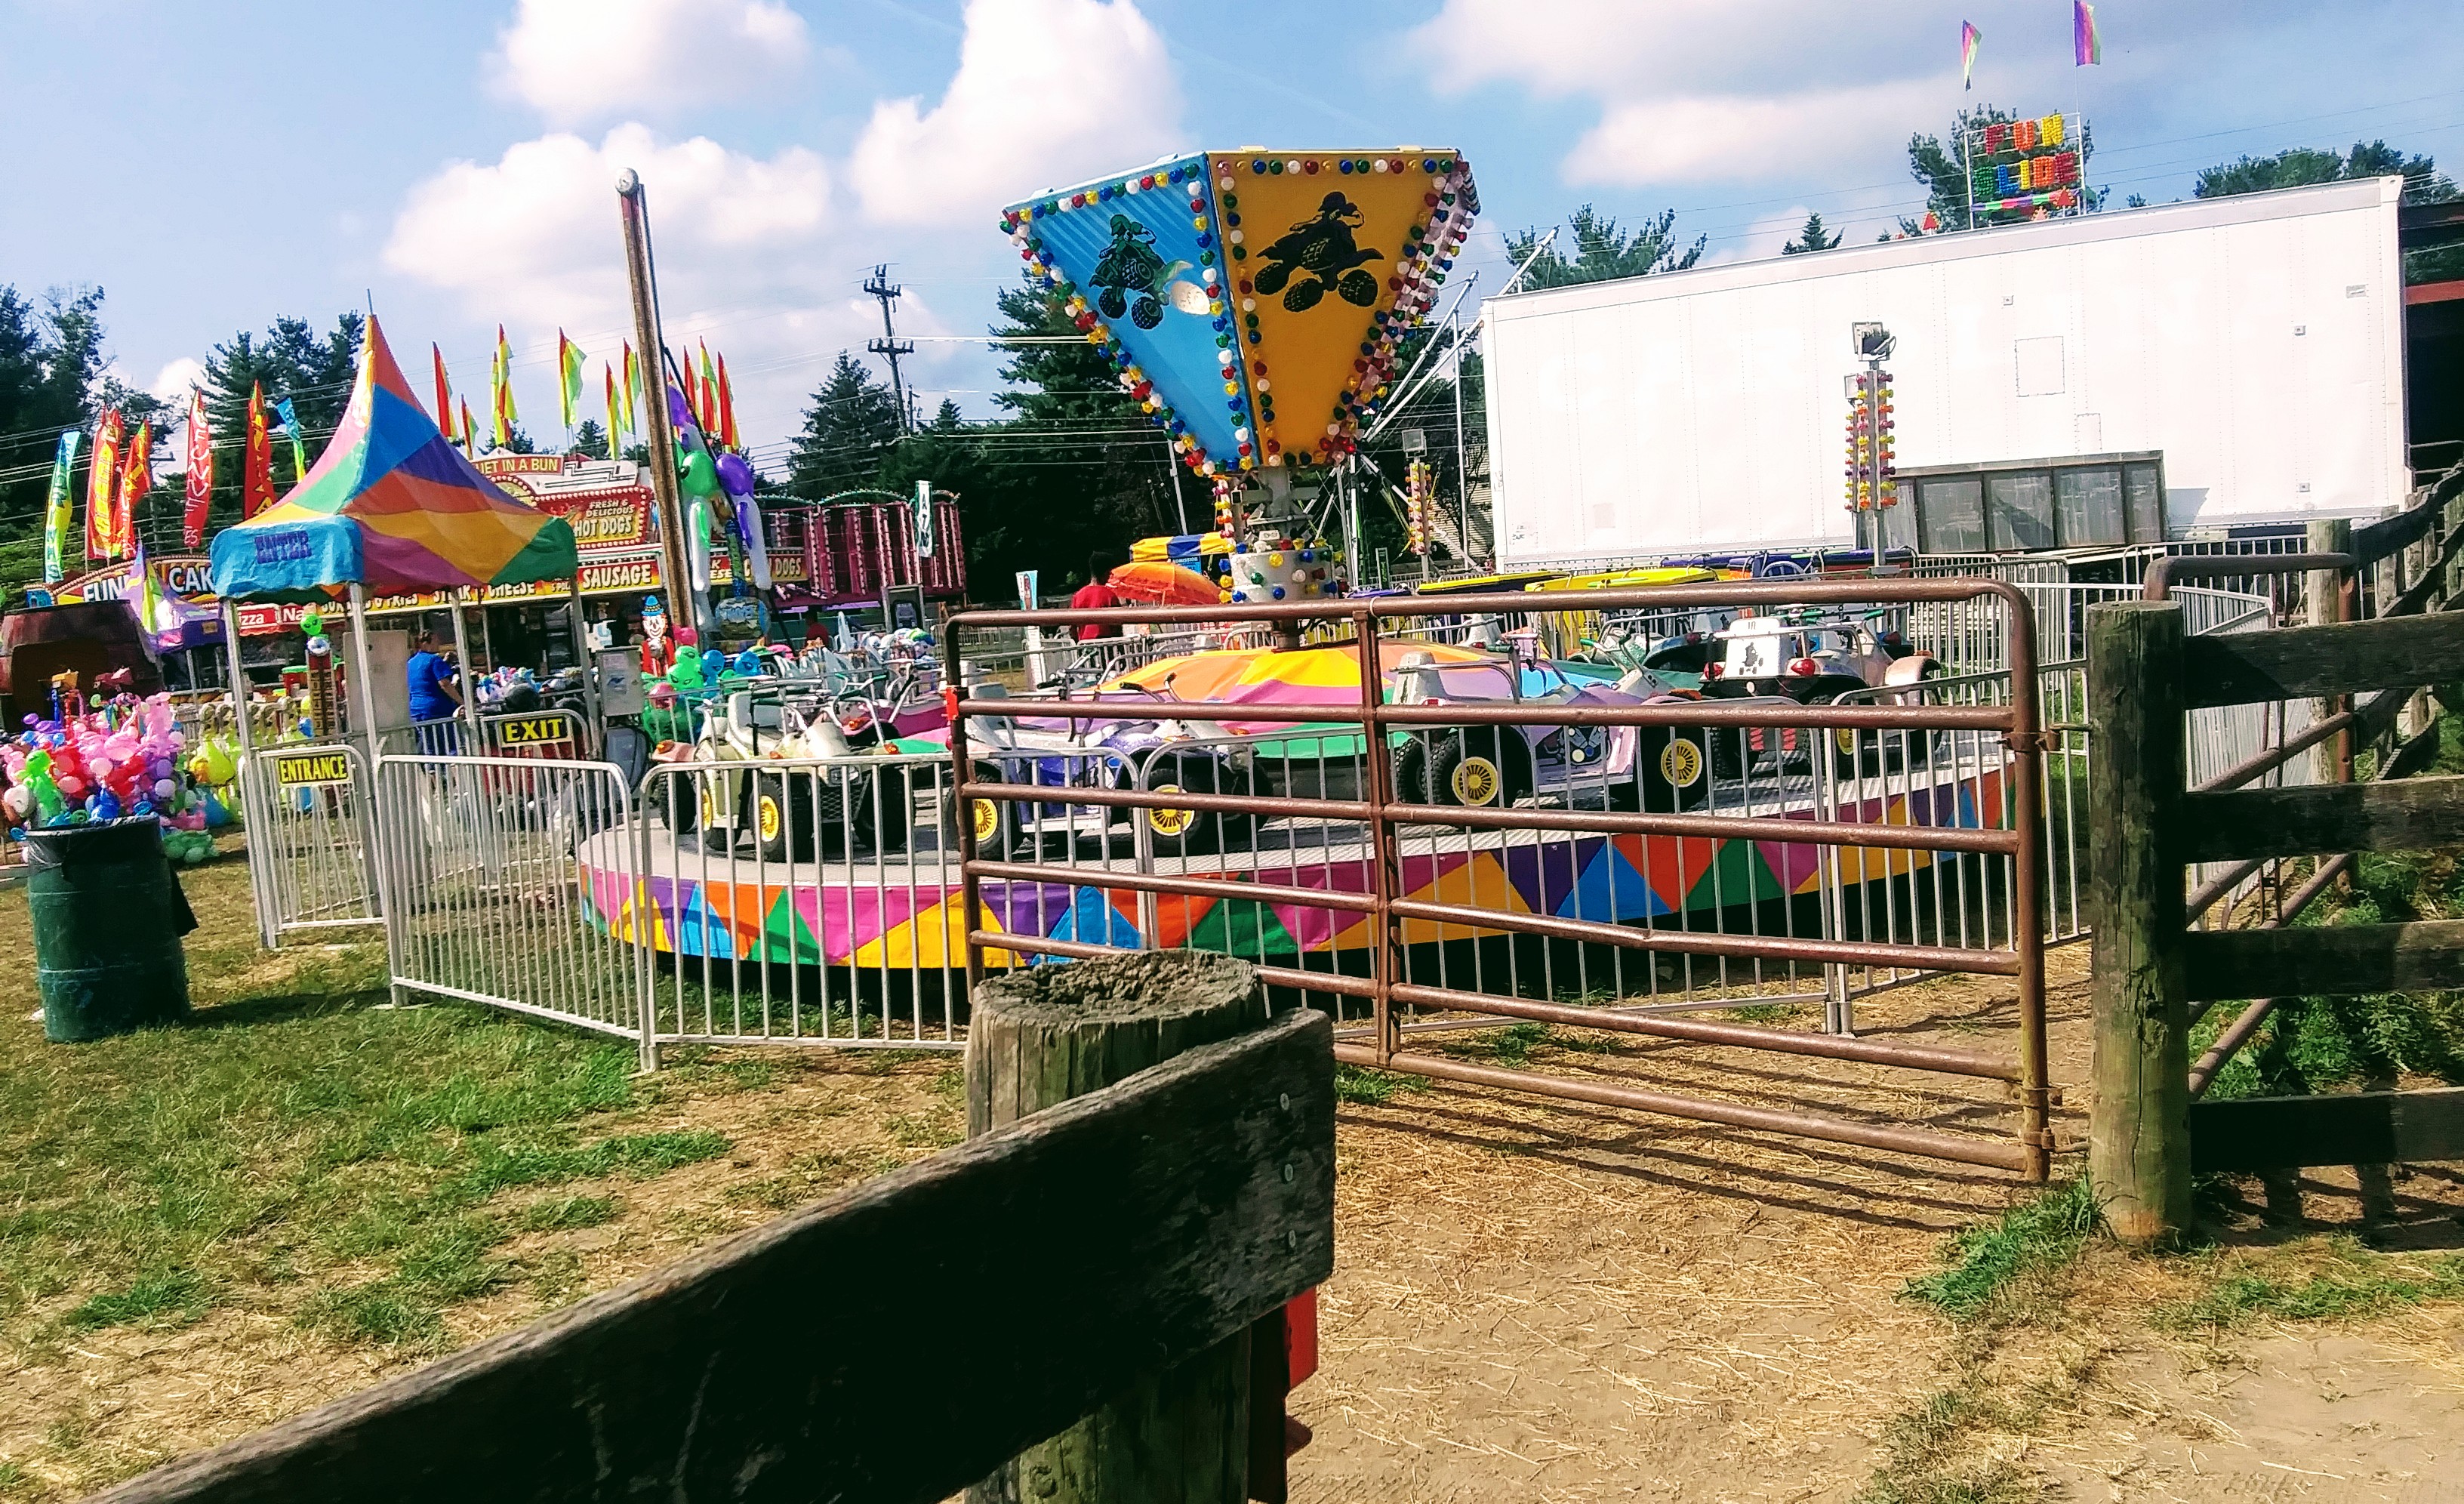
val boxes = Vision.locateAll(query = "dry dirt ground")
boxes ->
[5,910,2459,1500]
[1289,946,2464,1503]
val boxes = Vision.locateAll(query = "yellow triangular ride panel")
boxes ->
[1211,151,1468,469]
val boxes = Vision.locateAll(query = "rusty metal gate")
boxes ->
[944,578,2053,1179]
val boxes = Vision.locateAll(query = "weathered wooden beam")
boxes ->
[2352,492,2443,565]
[2181,920,2464,1002]
[2087,602,2193,1249]
[2180,612,2464,709]
[2190,1086,2464,1173]
[966,950,1296,1504]
[2175,775,2464,862]
[94,1005,1337,1504]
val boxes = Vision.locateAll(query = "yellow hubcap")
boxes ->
[1834,728,1859,755]
[1450,755,1501,807]
[1659,738,1703,788]
[757,794,782,841]
[972,798,999,843]
[1147,784,1197,838]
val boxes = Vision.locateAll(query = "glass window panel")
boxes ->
[1919,478,1987,553]
[1987,472,2056,551]
[1880,489,1918,552]
[2124,464,2164,543]
[2056,467,2126,547]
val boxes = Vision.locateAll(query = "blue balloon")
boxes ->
[715,452,756,498]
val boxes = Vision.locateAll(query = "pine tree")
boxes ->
[931,397,963,432]
[198,313,364,533]
[1505,205,1704,288]
[572,418,610,460]
[1781,211,1840,254]
[787,353,904,493]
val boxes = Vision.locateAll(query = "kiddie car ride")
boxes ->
[959,640,1800,861]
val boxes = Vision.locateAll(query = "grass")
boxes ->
[1902,1179,2098,1321]
[2157,1240,2464,1332]
[1854,1390,2030,1504]
[0,854,776,1355]
[1333,1063,1428,1106]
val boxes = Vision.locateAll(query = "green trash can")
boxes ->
[23,818,196,1042]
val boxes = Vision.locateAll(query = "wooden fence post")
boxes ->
[2087,601,2191,1248]
[2306,517,2355,782]
[967,951,1277,1504]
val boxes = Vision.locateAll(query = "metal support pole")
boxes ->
[568,573,602,738]
[1166,436,1190,536]
[616,170,703,644]
[1354,607,1399,1065]
[1450,310,1471,566]
[221,596,279,951]
[450,590,481,747]
[345,584,392,925]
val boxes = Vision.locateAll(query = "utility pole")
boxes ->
[616,169,703,641]
[864,265,916,433]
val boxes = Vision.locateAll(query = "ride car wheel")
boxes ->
[1426,729,1534,809]
[1144,756,1252,860]
[752,772,817,864]
[1615,727,1712,812]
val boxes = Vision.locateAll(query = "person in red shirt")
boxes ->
[1070,551,1124,642]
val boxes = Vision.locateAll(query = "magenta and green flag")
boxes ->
[2074,2,2101,65]
[1960,22,1980,90]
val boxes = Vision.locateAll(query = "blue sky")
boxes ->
[5,0,2459,465]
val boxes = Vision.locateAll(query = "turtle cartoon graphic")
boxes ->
[1089,214,1197,330]
[1251,193,1383,313]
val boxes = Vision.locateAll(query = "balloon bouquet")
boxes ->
[3,693,239,863]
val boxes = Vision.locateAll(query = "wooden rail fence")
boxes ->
[89,958,1335,1504]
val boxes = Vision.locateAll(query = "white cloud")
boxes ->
[846,0,1179,227]
[1411,0,2058,187]
[384,124,882,448]
[1572,79,1945,187]
[490,0,809,126]
[148,357,205,400]
[385,124,832,318]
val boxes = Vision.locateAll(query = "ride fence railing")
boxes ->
[945,578,2059,1179]
[236,740,383,950]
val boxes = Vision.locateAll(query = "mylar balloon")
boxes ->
[715,452,756,498]
[681,448,719,498]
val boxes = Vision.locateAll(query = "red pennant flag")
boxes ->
[182,390,214,548]
[715,352,739,450]
[116,420,152,555]
[433,344,457,442]
[243,383,276,518]
[460,398,477,460]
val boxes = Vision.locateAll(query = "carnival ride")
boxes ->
[571,146,2001,982]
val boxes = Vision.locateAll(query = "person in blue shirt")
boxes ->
[406,626,463,755]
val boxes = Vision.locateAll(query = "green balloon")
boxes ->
[680,448,719,498]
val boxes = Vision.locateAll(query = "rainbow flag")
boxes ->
[2074,1,2101,65]
[1961,21,1980,90]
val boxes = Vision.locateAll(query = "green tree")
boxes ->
[1505,205,1703,288]
[786,353,904,495]
[1902,103,2101,233]
[571,418,609,460]
[1782,211,1840,255]
[196,313,364,535]
[2193,140,2460,281]
[0,286,156,596]
[930,397,963,432]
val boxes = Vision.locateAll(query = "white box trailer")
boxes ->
[1483,177,2410,566]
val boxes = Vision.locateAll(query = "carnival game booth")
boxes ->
[206,316,582,945]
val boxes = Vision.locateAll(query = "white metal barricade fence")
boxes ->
[237,741,383,949]
[633,754,967,1059]
[374,754,649,1056]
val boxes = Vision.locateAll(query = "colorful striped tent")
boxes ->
[208,316,577,600]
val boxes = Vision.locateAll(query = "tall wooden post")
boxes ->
[2086,601,2191,1247]
[966,951,1278,1504]
[2305,518,2353,785]
[615,170,702,644]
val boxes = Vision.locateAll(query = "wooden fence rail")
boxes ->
[2087,595,2464,1247]
[90,999,1337,1504]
